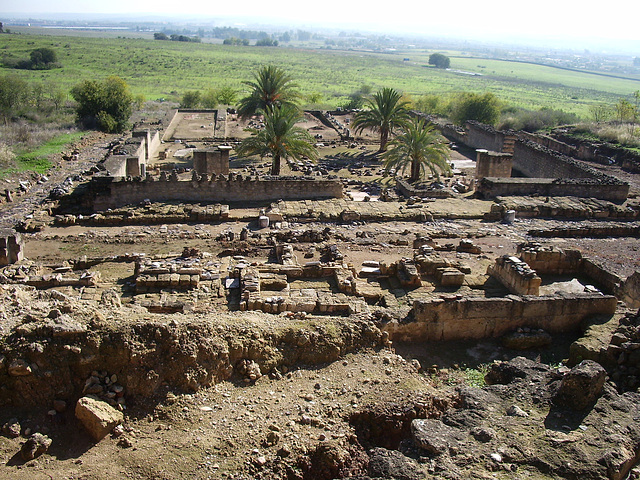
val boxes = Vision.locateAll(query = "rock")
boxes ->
[75,395,124,441]
[53,400,67,413]
[20,433,52,460]
[3,419,21,438]
[502,330,552,349]
[506,405,528,417]
[100,289,122,309]
[8,359,32,376]
[554,360,607,410]
[471,426,496,442]
[411,418,463,455]
[367,447,423,480]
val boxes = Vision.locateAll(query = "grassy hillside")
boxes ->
[1,30,639,116]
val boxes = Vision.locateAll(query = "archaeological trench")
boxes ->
[1,108,640,479]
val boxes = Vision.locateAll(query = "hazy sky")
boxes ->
[5,0,640,45]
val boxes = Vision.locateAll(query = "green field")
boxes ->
[2,29,640,116]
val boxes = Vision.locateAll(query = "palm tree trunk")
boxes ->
[410,160,420,183]
[271,154,281,175]
[379,128,389,153]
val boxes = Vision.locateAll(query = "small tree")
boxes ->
[0,74,29,122]
[71,76,133,133]
[429,53,450,69]
[180,90,202,108]
[215,86,238,105]
[383,118,451,182]
[29,48,57,68]
[450,92,501,126]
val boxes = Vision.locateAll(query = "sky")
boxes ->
[4,0,640,49]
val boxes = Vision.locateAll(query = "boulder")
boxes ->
[411,418,463,455]
[368,447,423,480]
[20,433,52,460]
[75,395,124,441]
[553,360,607,410]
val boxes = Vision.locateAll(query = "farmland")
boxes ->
[2,28,640,117]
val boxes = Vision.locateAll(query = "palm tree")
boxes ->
[351,87,411,152]
[382,118,451,183]
[237,66,300,118]
[235,104,318,175]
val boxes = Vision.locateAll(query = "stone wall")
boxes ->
[0,230,24,266]
[465,121,517,153]
[91,175,344,211]
[476,177,629,202]
[384,293,618,342]
[475,149,512,179]
[487,255,541,295]
[517,243,626,297]
[396,178,454,199]
[519,131,578,157]
[512,140,599,179]
[193,147,231,175]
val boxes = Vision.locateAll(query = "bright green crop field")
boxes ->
[2,29,639,117]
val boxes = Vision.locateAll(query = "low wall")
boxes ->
[91,175,344,211]
[396,178,454,199]
[476,177,629,202]
[487,255,541,295]
[384,293,618,342]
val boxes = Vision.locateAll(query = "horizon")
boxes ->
[3,1,640,55]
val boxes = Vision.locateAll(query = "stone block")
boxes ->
[75,395,124,441]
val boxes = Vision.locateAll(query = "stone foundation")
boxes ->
[384,293,617,342]
[90,175,344,211]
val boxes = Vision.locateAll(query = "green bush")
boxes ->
[70,76,133,133]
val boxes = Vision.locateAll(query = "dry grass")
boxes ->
[577,122,640,148]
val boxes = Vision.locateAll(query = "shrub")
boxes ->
[450,92,501,125]
[70,76,133,133]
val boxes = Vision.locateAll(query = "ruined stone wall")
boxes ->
[438,123,467,145]
[519,132,578,157]
[476,177,629,202]
[91,176,344,211]
[512,140,598,179]
[396,179,454,199]
[193,148,230,175]
[475,149,513,179]
[384,293,617,342]
[517,244,624,295]
[465,121,516,153]
[487,255,541,295]
[0,230,23,266]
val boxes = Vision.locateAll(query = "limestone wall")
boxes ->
[0,230,23,266]
[475,149,512,179]
[487,255,541,295]
[465,121,516,153]
[512,140,597,179]
[384,293,618,342]
[91,175,344,211]
[476,177,629,202]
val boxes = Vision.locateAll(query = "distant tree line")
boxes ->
[223,37,250,46]
[153,33,201,43]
